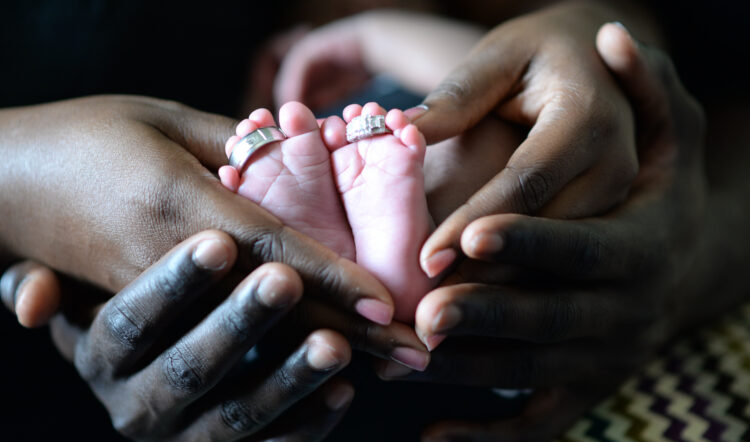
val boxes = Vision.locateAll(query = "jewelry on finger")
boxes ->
[345,114,391,143]
[228,126,287,172]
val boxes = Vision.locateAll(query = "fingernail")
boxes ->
[13,278,34,321]
[355,298,393,325]
[325,384,354,410]
[307,337,342,371]
[255,273,295,308]
[432,305,461,334]
[391,347,430,371]
[421,248,457,278]
[193,239,229,270]
[404,104,428,121]
[11,275,33,312]
[379,361,413,379]
[424,334,446,352]
[470,232,504,256]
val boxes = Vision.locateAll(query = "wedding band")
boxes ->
[228,126,287,172]
[346,114,391,143]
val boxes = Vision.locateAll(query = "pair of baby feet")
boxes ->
[219,102,434,323]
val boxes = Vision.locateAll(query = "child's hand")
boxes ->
[273,10,484,111]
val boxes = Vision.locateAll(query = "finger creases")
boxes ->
[179,330,351,440]
[232,221,395,326]
[415,36,531,144]
[80,231,236,375]
[415,282,615,345]
[458,213,644,281]
[420,115,600,277]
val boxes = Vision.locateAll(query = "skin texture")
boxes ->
[412,0,667,280]
[5,3,740,441]
[267,3,656,279]
[1,230,432,441]
[330,103,433,322]
[221,101,434,323]
[0,94,400,326]
[376,23,750,442]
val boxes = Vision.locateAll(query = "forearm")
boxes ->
[353,10,486,94]
[0,104,39,267]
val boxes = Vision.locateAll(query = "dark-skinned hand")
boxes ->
[376,23,709,441]
[2,230,430,441]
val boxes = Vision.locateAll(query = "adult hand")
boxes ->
[416,2,659,277]
[380,23,708,441]
[2,230,426,441]
[0,95,395,325]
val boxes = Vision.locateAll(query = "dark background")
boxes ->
[2,1,749,441]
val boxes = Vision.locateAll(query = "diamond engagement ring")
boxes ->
[345,114,391,143]
[228,126,287,173]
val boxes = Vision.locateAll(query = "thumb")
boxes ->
[1,261,60,328]
[412,31,529,144]
[144,99,238,170]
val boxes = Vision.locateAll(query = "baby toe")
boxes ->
[399,124,427,154]
[225,135,240,157]
[218,165,240,192]
[321,116,348,151]
[236,118,259,137]
[361,102,386,116]
[278,101,319,137]
[249,108,277,128]
[385,109,411,134]
[343,104,363,123]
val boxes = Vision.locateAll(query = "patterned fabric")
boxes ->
[561,304,750,441]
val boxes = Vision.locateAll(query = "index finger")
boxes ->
[412,26,531,145]
[418,94,632,277]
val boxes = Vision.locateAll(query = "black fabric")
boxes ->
[652,1,750,104]
[0,0,275,115]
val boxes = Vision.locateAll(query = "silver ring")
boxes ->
[228,126,287,172]
[346,114,391,143]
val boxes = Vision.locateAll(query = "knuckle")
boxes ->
[145,250,209,301]
[507,166,556,214]
[428,76,473,107]
[238,224,287,266]
[162,344,207,395]
[220,399,269,435]
[220,303,253,343]
[104,298,146,350]
[272,365,309,396]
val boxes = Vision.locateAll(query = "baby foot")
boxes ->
[324,102,435,322]
[219,102,354,260]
